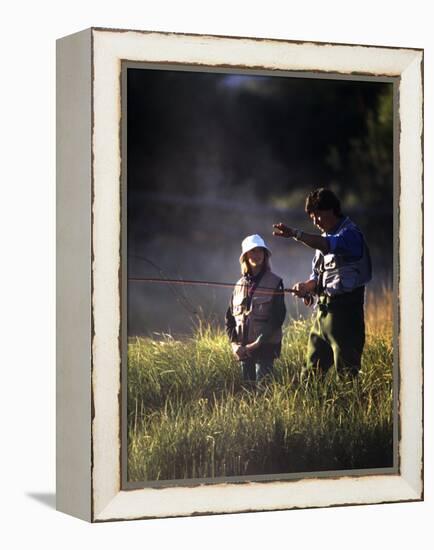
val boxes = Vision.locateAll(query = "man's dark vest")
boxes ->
[313,217,372,297]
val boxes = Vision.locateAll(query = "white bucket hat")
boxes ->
[239,234,272,262]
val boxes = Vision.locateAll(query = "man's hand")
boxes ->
[272,223,295,239]
[292,280,317,306]
[273,223,329,254]
[292,282,310,297]
[231,343,247,360]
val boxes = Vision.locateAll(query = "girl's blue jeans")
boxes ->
[240,360,273,383]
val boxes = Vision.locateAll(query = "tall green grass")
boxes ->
[128,295,393,482]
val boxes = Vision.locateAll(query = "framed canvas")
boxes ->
[56,27,423,522]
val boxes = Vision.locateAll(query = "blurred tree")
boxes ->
[127,69,394,259]
[326,85,394,210]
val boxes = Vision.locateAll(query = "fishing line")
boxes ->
[128,255,198,315]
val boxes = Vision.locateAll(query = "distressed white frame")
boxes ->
[57,28,423,522]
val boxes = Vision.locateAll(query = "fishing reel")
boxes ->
[284,288,315,308]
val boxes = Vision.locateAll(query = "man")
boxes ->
[273,188,372,377]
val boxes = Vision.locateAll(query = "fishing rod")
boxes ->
[128,276,300,296]
[129,255,198,315]
[128,255,314,306]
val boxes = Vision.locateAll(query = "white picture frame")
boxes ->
[56,27,423,522]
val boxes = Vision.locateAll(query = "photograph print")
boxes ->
[124,64,396,485]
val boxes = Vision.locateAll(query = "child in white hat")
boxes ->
[225,234,286,386]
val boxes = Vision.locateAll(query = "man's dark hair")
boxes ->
[305,188,342,217]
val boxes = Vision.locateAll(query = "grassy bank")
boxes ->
[127,292,393,482]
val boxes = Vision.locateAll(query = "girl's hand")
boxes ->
[231,343,247,360]
[272,223,295,238]
[245,336,262,355]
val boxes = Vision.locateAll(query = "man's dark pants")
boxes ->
[305,287,365,377]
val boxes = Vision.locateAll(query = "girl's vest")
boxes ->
[313,217,372,297]
[232,271,283,345]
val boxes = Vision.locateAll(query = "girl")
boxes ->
[225,234,286,385]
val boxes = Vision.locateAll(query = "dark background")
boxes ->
[127,68,394,336]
